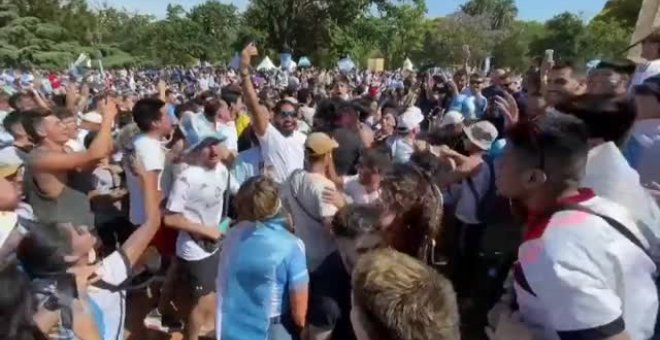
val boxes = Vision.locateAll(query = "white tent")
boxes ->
[402,58,414,71]
[298,56,312,67]
[257,56,277,71]
[337,57,355,72]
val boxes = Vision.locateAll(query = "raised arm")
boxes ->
[31,99,118,172]
[239,43,270,137]
[120,157,162,267]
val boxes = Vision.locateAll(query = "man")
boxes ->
[332,75,351,100]
[449,73,488,120]
[282,132,340,271]
[390,106,424,164]
[587,62,633,96]
[627,76,660,207]
[340,149,391,204]
[0,110,32,164]
[494,114,657,339]
[308,204,386,340]
[631,30,660,88]
[482,68,507,98]
[240,43,306,183]
[351,248,460,340]
[126,98,181,333]
[20,101,117,228]
[164,119,239,340]
[544,61,583,108]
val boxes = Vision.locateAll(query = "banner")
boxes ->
[367,58,384,72]
[628,0,660,62]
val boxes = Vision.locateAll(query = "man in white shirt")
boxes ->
[493,113,657,339]
[342,149,391,204]
[390,106,424,164]
[281,132,340,271]
[240,44,306,183]
[164,122,239,340]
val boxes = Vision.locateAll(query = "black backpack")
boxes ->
[467,156,514,226]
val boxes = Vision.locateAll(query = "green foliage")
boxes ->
[0,0,643,70]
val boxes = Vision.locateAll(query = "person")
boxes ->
[630,30,660,88]
[493,113,657,339]
[0,110,32,165]
[449,73,487,120]
[350,248,460,340]
[373,102,397,145]
[0,261,49,340]
[390,106,424,164]
[21,100,117,228]
[17,154,161,340]
[307,204,386,340]
[164,119,239,340]
[126,98,181,333]
[216,176,309,340]
[282,132,340,271]
[627,75,660,205]
[544,61,583,108]
[231,128,264,186]
[586,61,633,96]
[331,75,351,100]
[340,149,391,204]
[240,44,306,183]
[379,163,443,263]
[482,68,507,99]
[53,107,82,153]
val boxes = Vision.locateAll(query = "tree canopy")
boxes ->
[0,0,644,70]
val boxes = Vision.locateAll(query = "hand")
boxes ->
[322,187,346,209]
[109,188,128,199]
[158,79,167,92]
[204,227,222,241]
[462,44,471,61]
[414,140,429,153]
[97,97,119,121]
[494,92,520,126]
[240,43,258,71]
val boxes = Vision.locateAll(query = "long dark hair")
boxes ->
[0,262,47,340]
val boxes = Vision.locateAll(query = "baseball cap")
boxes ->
[438,110,465,128]
[305,132,339,156]
[463,121,498,151]
[180,113,227,154]
[634,75,660,97]
[397,106,424,133]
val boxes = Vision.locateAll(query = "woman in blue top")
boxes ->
[216,176,309,340]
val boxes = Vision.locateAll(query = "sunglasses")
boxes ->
[278,110,297,118]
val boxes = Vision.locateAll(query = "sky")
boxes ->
[91,0,609,22]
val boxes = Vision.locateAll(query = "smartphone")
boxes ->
[544,49,555,63]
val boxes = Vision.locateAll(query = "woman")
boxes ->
[216,176,308,340]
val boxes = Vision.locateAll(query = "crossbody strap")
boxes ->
[289,170,323,224]
[560,204,653,261]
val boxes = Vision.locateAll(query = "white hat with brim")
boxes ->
[397,106,424,133]
[439,110,465,128]
[180,114,227,154]
[82,111,102,124]
[463,121,498,151]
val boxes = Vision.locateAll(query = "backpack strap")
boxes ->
[559,204,653,261]
[288,170,323,224]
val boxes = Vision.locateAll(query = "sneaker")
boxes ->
[143,308,184,333]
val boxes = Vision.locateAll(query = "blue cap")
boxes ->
[180,113,227,154]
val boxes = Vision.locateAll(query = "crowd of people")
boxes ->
[1,31,660,340]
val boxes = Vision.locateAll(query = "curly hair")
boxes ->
[380,163,443,264]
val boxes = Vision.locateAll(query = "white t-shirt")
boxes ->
[216,121,238,152]
[126,134,166,225]
[515,190,657,340]
[258,124,306,183]
[282,171,338,271]
[0,145,24,165]
[343,175,380,204]
[167,164,239,261]
[88,250,131,340]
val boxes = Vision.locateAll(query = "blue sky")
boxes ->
[92,0,608,21]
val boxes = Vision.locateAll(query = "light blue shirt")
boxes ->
[449,89,487,120]
[231,146,263,186]
[216,217,308,340]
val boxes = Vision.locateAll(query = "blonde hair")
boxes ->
[352,248,460,340]
[234,176,281,221]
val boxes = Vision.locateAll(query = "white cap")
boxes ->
[438,110,465,128]
[397,106,424,132]
[82,111,102,124]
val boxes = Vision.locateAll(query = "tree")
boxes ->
[460,0,518,30]
[188,1,240,62]
[594,0,642,28]
[529,12,587,63]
